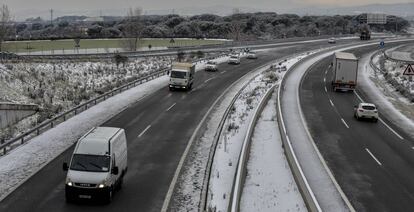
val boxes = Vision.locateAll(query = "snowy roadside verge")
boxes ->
[167,50,315,211]
[240,91,306,212]
[360,51,414,138]
[0,54,231,201]
[206,53,311,212]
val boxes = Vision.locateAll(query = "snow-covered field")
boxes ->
[372,50,414,102]
[0,53,230,201]
[240,92,306,212]
[0,56,173,140]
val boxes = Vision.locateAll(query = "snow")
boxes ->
[0,53,230,201]
[0,75,169,201]
[240,92,307,212]
[359,52,414,138]
[168,50,320,212]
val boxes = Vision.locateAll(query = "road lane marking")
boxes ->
[204,77,215,83]
[379,119,404,140]
[138,125,151,138]
[323,78,326,83]
[366,148,382,166]
[166,103,176,111]
[341,118,350,128]
[354,91,404,140]
[221,71,227,74]
[329,99,334,107]
[325,87,327,92]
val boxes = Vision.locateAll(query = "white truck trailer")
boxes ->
[331,52,359,92]
[169,62,195,91]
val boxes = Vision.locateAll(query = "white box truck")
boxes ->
[63,127,128,203]
[169,62,195,91]
[331,52,359,92]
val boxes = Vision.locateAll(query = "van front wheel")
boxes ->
[104,188,113,204]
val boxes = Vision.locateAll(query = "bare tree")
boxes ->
[122,7,143,51]
[228,8,242,41]
[0,4,11,52]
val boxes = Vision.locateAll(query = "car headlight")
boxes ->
[67,181,73,186]
[98,184,105,188]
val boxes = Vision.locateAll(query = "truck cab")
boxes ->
[169,62,195,91]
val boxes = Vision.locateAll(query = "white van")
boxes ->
[63,127,128,203]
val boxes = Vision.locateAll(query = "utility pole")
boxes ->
[50,9,53,26]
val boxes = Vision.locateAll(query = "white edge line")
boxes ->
[354,91,404,140]
[324,87,327,92]
[160,65,255,211]
[204,77,215,83]
[138,125,151,138]
[166,103,176,111]
[341,118,350,129]
[329,99,335,107]
[365,148,382,166]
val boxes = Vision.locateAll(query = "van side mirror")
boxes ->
[112,166,119,175]
[63,163,69,171]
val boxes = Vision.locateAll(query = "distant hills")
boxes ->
[14,3,414,22]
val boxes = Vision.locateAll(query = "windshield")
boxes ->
[70,154,110,172]
[362,105,376,110]
[207,61,215,65]
[230,56,238,59]
[171,70,187,79]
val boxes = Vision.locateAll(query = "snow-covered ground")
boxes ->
[240,92,306,212]
[0,56,173,140]
[206,52,313,212]
[361,52,414,138]
[0,54,230,201]
[372,49,414,102]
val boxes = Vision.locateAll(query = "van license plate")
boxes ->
[79,195,91,199]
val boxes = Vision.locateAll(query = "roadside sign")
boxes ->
[403,64,414,75]
[379,41,385,48]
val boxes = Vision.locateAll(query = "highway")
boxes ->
[0,39,350,211]
[300,44,414,211]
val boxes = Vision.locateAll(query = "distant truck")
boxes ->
[360,25,371,40]
[331,52,359,92]
[169,62,195,91]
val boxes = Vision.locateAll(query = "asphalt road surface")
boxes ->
[0,39,359,212]
[300,44,414,211]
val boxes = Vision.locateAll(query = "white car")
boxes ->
[228,55,240,64]
[205,61,218,71]
[354,103,378,122]
[247,52,258,59]
[328,38,336,44]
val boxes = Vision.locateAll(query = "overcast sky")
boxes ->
[3,0,412,12]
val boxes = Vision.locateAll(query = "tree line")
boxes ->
[0,5,411,51]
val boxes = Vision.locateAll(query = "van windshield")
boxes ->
[70,154,110,172]
[171,71,187,79]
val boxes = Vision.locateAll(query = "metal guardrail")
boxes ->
[229,84,277,212]
[276,56,322,212]
[16,35,359,61]
[0,53,229,155]
[0,68,168,155]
